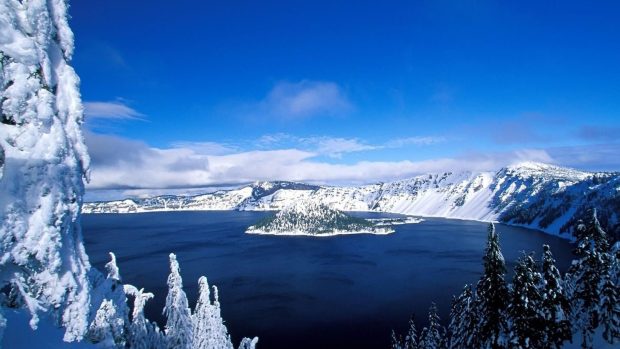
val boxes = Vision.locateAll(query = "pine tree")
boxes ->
[539,245,571,349]
[163,253,193,349]
[392,330,405,349]
[599,277,620,344]
[474,223,509,349]
[449,284,476,349]
[238,337,259,349]
[211,285,235,348]
[0,0,91,340]
[419,303,447,349]
[192,276,234,349]
[88,252,131,347]
[124,284,165,349]
[88,299,125,348]
[565,210,611,348]
[599,243,620,345]
[404,316,419,349]
[507,254,545,348]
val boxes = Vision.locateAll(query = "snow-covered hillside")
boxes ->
[84,162,620,239]
[246,201,393,236]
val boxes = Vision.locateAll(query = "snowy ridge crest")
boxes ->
[84,164,620,239]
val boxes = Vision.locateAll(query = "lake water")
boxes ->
[82,211,574,349]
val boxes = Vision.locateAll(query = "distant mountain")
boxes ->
[83,162,620,240]
[246,201,392,236]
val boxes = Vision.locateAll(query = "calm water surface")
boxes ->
[82,211,574,349]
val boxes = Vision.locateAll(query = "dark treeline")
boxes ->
[392,210,620,349]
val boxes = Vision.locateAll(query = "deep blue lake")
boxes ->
[82,211,574,349]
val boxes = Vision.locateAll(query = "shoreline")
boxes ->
[245,227,396,237]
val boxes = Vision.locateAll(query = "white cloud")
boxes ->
[171,141,238,155]
[85,131,616,191]
[255,133,445,158]
[312,137,377,158]
[83,101,144,120]
[254,134,375,158]
[259,80,353,119]
[385,136,446,148]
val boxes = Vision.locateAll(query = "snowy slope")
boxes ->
[84,163,620,239]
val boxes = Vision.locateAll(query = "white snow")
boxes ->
[3,309,95,348]
[83,162,618,240]
[246,227,395,237]
[1,0,92,341]
[246,200,395,236]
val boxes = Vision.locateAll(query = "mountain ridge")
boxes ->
[83,163,620,240]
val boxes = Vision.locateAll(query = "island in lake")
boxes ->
[245,201,403,236]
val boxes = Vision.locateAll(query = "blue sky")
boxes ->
[69,1,620,195]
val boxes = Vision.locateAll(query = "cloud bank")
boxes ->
[84,131,618,193]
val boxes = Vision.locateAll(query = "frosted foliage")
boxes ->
[238,337,259,349]
[105,252,121,282]
[88,252,131,349]
[164,253,193,349]
[123,284,164,349]
[0,0,91,342]
[192,276,234,349]
[87,299,125,348]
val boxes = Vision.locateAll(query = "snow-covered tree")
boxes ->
[124,284,165,349]
[599,242,620,345]
[88,253,131,348]
[238,337,259,349]
[0,0,91,341]
[448,284,476,349]
[539,245,571,349]
[565,210,611,348]
[419,303,447,349]
[163,253,193,349]
[392,316,419,349]
[507,254,545,348]
[474,223,509,349]
[88,299,125,347]
[404,316,419,349]
[192,276,233,349]
[392,329,405,349]
[599,277,620,344]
